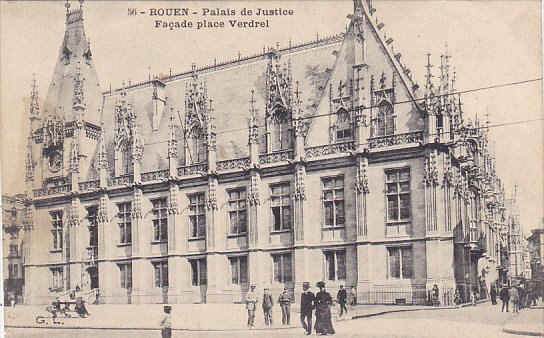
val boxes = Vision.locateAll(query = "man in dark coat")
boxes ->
[490,283,497,305]
[262,288,274,326]
[278,287,291,325]
[337,285,348,316]
[300,282,315,335]
[499,285,510,312]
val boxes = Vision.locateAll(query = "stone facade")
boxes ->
[2,194,26,304]
[22,0,519,305]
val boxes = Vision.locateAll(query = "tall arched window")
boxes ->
[375,101,395,137]
[335,108,352,143]
[190,127,206,164]
[272,108,291,151]
[115,140,132,176]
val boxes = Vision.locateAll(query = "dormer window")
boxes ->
[374,101,395,137]
[115,140,133,176]
[271,107,292,152]
[188,126,206,164]
[335,108,352,143]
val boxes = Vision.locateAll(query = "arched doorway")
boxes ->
[87,266,99,290]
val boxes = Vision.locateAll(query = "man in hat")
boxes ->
[278,287,292,325]
[300,282,315,335]
[245,285,258,328]
[159,305,172,338]
[337,285,348,316]
[262,287,274,326]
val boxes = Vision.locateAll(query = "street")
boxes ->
[4,302,524,338]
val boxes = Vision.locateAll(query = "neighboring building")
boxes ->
[527,225,544,284]
[2,194,26,305]
[22,0,516,305]
[504,195,526,285]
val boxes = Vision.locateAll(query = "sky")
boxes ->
[0,0,542,234]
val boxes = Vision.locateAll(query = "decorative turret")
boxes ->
[167,108,178,177]
[248,90,260,165]
[292,82,306,160]
[131,123,144,182]
[205,100,217,173]
[97,124,108,187]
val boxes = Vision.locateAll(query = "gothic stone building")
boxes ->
[23,0,511,305]
[2,194,26,304]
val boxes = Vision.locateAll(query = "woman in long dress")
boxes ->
[314,281,335,335]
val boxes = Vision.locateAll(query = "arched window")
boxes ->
[115,140,132,176]
[189,127,206,164]
[335,108,352,143]
[375,101,394,136]
[272,108,291,151]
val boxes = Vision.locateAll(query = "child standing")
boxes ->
[159,305,172,338]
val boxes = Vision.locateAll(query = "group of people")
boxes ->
[494,283,539,313]
[45,285,90,318]
[245,282,356,335]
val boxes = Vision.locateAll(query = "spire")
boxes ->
[206,99,217,152]
[248,90,259,146]
[168,108,177,159]
[42,1,102,126]
[97,124,108,171]
[425,53,434,97]
[131,124,144,163]
[29,75,40,120]
[25,137,34,182]
[69,132,80,174]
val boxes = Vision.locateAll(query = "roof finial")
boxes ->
[65,0,71,14]
[79,0,84,11]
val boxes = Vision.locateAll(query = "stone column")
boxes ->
[131,187,144,255]
[167,183,179,251]
[293,164,306,243]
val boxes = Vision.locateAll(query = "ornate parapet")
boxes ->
[217,157,250,171]
[305,141,355,158]
[258,150,295,165]
[368,131,423,149]
[33,184,70,197]
[141,169,170,182]
[108,174,133,187]
[79,180,100,192]
[177,163,207,176]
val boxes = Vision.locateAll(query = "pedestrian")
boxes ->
[262,288,274,326]
[509,285,520,313]
[9,293,16,307]
[499,285,510,312]
[490,283,497,305]
[350,287,357,306]
[470,289,477,306]
[278,287,291,325]
[517,285,525,310]
[454,289,462,307]
[159,305,172,338]
[300,281,315,336]
[46,298,61,318]
[245,285,258,328]
[314,281,335,335]
[74,285,90,317]
[432,284,440,306]
[337,285,348,316]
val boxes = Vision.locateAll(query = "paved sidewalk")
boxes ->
[502,305,544,337]
[4,303,444,331]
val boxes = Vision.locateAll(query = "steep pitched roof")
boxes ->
[93,36,342,178]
